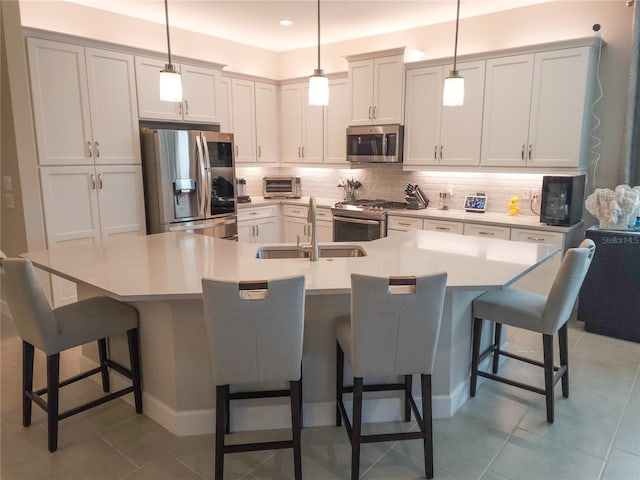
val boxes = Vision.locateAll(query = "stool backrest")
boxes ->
[543,239,596,334]
[350,272,447,377]
[1,258,57,351]
[201,276,305,386]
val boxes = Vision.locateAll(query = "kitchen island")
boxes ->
[24,230,558,435]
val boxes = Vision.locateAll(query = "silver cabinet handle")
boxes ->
[235,145,239,157]
[439,145,443,160]
[372,105,377,119]
[435,226,450,231]
[249,211,257,216]
[251,224,255,237]
[255,224,259,237]
[258,145,262,158]
[368,106,372,120]
[184,100,189,116]
[97,172,103,189]
[178,102,182,115]
[301,146,305,158]
[528,144,533,160]
[87,141,93,158]
[398,222,412,226]
[434,145,438,161]
[90,173,96,190]
[527,236,545,242]
[94,141,100,158]
[521,144,526,161]
[478,231,495,236]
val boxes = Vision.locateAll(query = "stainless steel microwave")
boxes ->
[346,124,403,163]
[263,176,301,198]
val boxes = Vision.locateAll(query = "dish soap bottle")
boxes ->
[634,216,640,230]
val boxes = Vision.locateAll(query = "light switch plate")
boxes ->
[5,193,15,208]
[3,176,13,192]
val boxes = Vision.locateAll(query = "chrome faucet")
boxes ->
[297,196,320,261]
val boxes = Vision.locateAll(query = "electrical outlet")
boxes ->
[532,190,542,202]
[446,184,454,197]
[3,176,12,192]
[5,193,15,209]
[521,188,531,200]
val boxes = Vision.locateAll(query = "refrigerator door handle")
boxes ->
[195,134,207,218]
[201,134,212,218]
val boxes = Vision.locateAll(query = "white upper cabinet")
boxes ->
[135,56,221,123]
[280,83,323,163]
[348,53,404,125]
[481,47,594,168]
[217,76,233,133]
[28,38,140,166]
[404,61,485,167]
[255,82,279,163]
[325,77,350,164]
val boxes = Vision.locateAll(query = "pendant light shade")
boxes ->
[308,0,329,106]
[160,0,182,102]
[443,0,464,106]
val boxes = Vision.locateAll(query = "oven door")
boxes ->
[333,216,384,242]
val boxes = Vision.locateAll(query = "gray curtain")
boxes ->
[625,0,640,186]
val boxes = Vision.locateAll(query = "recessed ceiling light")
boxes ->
[279,19,293,27]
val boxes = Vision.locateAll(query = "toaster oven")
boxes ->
[263,176,302,198]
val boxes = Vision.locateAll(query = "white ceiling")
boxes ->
[65,0,553,52]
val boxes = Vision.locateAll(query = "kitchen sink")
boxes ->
[256,244,367,259]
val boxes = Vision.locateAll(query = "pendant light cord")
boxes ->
[164,0,173,66]
[453,0,460,71]
[316,0,321,70]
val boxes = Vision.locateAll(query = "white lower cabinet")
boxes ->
[463,223,511,240]
[282,205,333,243]
[388,215,422,235]
[39,165,146,306]
[317,207,333,242]
[237,206,279,243]
[510,228,564,295]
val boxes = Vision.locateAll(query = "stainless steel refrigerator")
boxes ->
[140,125,238,239]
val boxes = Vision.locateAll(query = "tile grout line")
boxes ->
[596,360,640,480]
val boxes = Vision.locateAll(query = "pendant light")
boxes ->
[443,0,464,106]
[308,0,329,106]
[159,0,182,102]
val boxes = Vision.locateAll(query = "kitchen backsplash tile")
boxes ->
[236,165,545,217]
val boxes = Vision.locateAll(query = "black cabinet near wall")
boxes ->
[578,228,640,343]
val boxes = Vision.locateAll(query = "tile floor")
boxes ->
[1,309,639,480]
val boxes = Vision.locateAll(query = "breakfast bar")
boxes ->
[23,230,558,435]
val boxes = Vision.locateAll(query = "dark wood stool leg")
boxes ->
[22,341,35,427]
[470,317,483,397]
[98,338,110,392]
[543,334,555,423]
[421,374,434,479]
[47,353,60,452]
[127,329,143,413]
[351,377,363,480]
[492,323,503,374]
[336,342,344,427]
[290,380,303,480]
[404,374,412,422]
[558,323,569,398]
[299,369,304,429]
[225,394,230,434]
[215,385,229,480]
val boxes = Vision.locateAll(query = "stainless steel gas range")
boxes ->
[331,199,408,241]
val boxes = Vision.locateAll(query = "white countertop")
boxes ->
[24,230,558,302]
[239,196,581,233]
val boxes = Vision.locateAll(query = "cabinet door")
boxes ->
[281,84,304,163]
[283,217,309,243]
[217,76,234,133]
[255,82,278,163]
[237,220,254,243]
[302,84,324,163]
[317,220,333,242]
[510,228,564,295]
[231,79,257,163]
[254,217,279,243]
[372,55,404,124]
[27,38,92,166]
[440,60,486,166]
[134,56,182,121]
[85,48,140,165]
[325,77,349,164]
[481,54,534,166]
[527,48,591,168]
[182,64,220,124]
[95,165,146,241]
[348,59,374,125]
[39,166,102,306]
[404,66,442,166]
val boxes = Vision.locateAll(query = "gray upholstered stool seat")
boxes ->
[1,258,143,452]
[336,272,448,480]
[470,239,596,423]
[202,276,305,480]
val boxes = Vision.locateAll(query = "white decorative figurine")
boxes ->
[585,184,640,229]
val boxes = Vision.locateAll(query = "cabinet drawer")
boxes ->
[388,216,422,230]
[424,219,464,234]
[237,206,276,222]
[316,207,333,221]
[283,205,308,218]
[464,223,511,240]
[510,228,563,248]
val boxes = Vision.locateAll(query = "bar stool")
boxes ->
[201,276,306,480]
[335,272,448,480]
[470,239,596,423]
[0,258,142,452]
